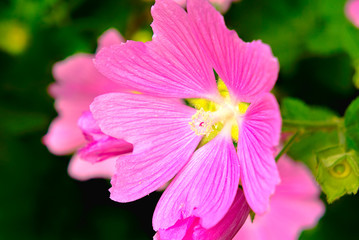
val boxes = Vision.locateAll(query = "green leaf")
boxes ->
[287,131,340,171]
[353,62,359,89]
[344,97,359,151]
[281,98,340,131]
[316,148,359,203]
[282,98,338,121]
[282,98,359,202]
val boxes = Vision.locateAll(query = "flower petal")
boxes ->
[153,131,240,230]
[154,188,250,240]
[233,156,324,240]
[90,93,202,202]
[77,111,133,163]
[188,0,279,102]
[67,154,116,181]
[44,54,122,154]
[237,93,281,214]
[346,0,359,28]
[94,0,219,99]
[97,28,124,50]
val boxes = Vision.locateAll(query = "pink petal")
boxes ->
[346,0,359,28]
[234,156,324,240]
[154,188,250,240]
[97,28,125,50]
[188,0,279,102]
[237,93,281,214]
[44,54,122,155]
[274,155,321,198]
[67,154,117,181]
[153,131,240,230]
[77,111,103,141]
[44,98,89,155]
[94,0,219,99]
[77,112,133,163]
[90,93,202,202]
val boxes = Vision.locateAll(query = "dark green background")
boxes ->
[0,0,358,239]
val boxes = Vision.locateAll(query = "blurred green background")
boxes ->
[0,0,358,239]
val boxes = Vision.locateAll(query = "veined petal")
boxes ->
[188,0,279,102]
[67,154,116,181]
[234,157,324,240]
[94,0,219,99]
[153,131,240,230]
[91,93,202,202]
[154,188,250,240]
[97,28,124,50]
[237,93,281,214]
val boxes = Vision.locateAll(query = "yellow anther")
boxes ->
[231,123,239,142]
[238,102,250,114]
[217,79,231,100]
[186,79,251,147]
[186,98,218,112]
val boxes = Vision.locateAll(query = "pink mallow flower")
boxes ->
[92,0,280,235]
[43,29,133,181]
[174,0,238,13]
[154,188,250,240]
[234,156,325,240]
[346,0,359,28]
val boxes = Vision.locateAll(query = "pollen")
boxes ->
[189,108,214,136]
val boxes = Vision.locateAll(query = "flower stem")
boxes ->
[275,131,301,161]
[282,118,343,131]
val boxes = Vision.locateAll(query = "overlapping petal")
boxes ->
[94,0,219,99]
[97,28,124,50]
[44,52,123,154]
[153,131,240,230]
[44,110,85,155]
[154,188,250,240]
[67,154,117,181]
[237,93,281,214]
[44,28,125,155]
[234,157,325,240]
[90,93,202,202]
[77,111,133,163]
[188,0,279,102]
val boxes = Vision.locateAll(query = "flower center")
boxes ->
[189,109,214,136]
[187,80,250,145]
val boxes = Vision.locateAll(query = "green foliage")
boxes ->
[282,98,359,203]
[344,97,359,151]
[281,98,339,128]
[229,0,359,74]
[317,148,359,202]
